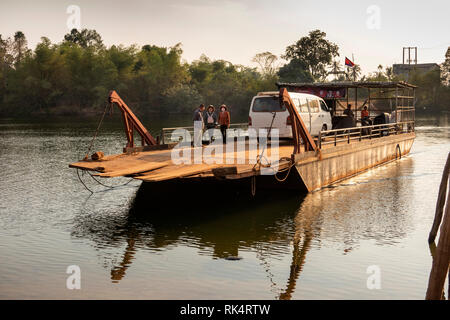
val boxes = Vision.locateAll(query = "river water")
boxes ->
[0,114,449,299]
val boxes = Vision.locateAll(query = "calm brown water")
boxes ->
[0,114,449,299]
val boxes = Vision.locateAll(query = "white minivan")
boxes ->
[248,91,332,138]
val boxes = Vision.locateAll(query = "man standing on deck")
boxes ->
[361,106,369,119]
[193,104,205,147]
[344,104,354,118]
[218,104,231,144]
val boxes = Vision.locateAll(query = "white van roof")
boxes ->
[257,91,279,96]
[256,91,324,100]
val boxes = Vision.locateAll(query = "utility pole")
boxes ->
[402,47,417,64]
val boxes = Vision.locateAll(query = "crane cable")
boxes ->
[250,111,276,196]
[252,111,276,171]
[77,103,134,193]
[83,103,110,161]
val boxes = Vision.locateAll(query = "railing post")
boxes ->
[334,131,337,146]
[319,131,322,149]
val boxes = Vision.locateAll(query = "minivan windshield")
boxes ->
[252,96,286,112]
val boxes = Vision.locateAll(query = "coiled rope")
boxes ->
[274,157,295,182]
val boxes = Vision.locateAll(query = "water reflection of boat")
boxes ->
[72,158,413,298]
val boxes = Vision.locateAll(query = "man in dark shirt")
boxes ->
[193,104,205,146]
[343,104,354,118]
[193,104,205,122]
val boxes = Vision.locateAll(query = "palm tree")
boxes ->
[347,64,361,81]
[330,60,342,80]
[385,66,393,81]
[377,64,384,78]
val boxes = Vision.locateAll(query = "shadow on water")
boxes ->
[71,145,417,299]
[72,180,320,298]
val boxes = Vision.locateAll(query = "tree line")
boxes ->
[0,29,448,117]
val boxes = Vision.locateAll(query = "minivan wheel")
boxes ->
[321,124,327,134]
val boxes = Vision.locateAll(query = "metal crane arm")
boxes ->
[279,88,317,154]
[108,90,157,148]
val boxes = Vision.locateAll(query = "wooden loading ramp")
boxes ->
[69,89,296,183]
[70,142,294,182]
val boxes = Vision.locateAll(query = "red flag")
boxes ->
[345,57,355,67]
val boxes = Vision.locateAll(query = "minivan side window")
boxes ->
[299,97,309,113]
[308,99,319,113]
[320,100,329,112]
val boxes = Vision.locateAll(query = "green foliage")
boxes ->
[441,48,450,86]
[283,29,339,81]
[0,30,279,118]
[161,84,203,113]
[2,28,444,118]
[64,28,104,50]
[188,55,277,116]
[408,68,449,112]
[278,60,314,83]
[252,52,278,78]
[363,64,449,113]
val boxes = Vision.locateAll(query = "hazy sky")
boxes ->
[1,0,449,75]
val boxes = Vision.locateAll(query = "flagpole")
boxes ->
[352,53,355,81]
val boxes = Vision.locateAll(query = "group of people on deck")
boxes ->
[192,104,231,145]
[344,104,370,120]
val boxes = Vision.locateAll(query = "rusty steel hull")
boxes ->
[294,132,416,192]
[140,132,416,196]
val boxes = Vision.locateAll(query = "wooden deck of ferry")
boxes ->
[69,141,295,182]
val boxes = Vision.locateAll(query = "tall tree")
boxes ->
[13,31,28,64]
[441,47,450,86]
[252,52,278,78]
[283,30,339,81]
[64,28,104,49]
[0,35,14,105]
[278,60,313,83]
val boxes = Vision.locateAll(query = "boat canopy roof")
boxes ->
[277,81,417,90]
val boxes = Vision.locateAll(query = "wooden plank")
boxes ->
[69,162,107,172]
[136,164,222,182]
[94,161,171,177]
[212,166,238,177]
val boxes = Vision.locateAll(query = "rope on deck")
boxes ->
[274,157,295,182]
[249,112,299,193]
